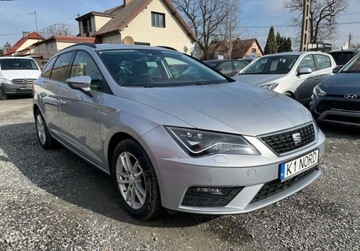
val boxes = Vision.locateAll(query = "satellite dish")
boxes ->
[123,36,134,45]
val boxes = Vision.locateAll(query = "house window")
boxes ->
[252,48,257,53]
[151,12,165,28]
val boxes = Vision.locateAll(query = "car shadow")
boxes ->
[0,122,219,227]
[318,122,360,139]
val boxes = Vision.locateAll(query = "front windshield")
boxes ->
[0,58,39,70]
[241,55,298,75]
[99,49,230,87]
[341,53,360,73]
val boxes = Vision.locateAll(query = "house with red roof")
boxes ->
[4,32,44,56]
[209,38,264,60]
[75,0,197,54]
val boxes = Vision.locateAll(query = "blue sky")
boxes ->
[0,0,359,50]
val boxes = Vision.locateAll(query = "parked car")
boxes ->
[233,51,336,105]
[328,49,359,66]
[0,57,41,100]
[310,52,360,126]
[33,44,325,220]
[204,59,249,77]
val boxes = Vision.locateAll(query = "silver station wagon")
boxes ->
[33,44,325,220]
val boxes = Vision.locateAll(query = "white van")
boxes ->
[0,57,41,100]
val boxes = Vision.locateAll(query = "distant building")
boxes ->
[5,0,197,64]
[4,32,44,56]
[208,38,264,60]
[75,0,197,54]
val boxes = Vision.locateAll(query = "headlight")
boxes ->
[260,83,278,90]
[165,127,260,157]
[0,78,13,85]
[313,85,326,96]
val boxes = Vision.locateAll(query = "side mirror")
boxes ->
[332,65,343,73]
[65,76,94,97]
[297,67,312,76]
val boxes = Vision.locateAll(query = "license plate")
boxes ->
[280,149,319,181]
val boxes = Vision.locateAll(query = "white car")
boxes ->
[233,51,336,105]
[0,57,41,100]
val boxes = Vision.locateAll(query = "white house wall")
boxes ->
[103,0,193,54]
[94,16,112,32]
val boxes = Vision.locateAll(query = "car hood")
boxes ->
[233,74,285,86]
[0,70,41,80]
[320,73,360,95]
[117,82,313,136]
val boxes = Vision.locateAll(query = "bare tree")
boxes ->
[173,0,240,59]
[39,23,73,38]
[284,0,348,44]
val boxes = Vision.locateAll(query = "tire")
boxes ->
[284,92,294,98]
[0,88,7,100]
[35,110,55,149]
[112,139,162,220]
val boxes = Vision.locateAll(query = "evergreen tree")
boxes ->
[264,27,277,54]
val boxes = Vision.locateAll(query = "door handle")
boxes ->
[58,99,67,105]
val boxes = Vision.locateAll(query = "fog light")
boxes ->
[192,187,223,196]
[182,186,244,207]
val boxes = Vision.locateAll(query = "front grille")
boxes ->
[12,78,36,85]
[260,124,315,155]
[181,187,243,207]
[316,100,360,113]
[250,167,317,204]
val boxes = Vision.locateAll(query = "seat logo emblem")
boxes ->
[292,132,302,146]
[344,94,357,99]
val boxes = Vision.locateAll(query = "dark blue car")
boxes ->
[310,52,360,126]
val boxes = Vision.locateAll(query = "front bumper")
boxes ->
[141,124,326,214]
[1,83,33,95]
[311,96,360,126]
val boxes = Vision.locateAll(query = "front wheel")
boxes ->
[112,139,162,220]
[35,110,55,149]
[0,88,7,100]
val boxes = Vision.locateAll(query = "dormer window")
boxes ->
[82,18,92,36]
[151,12,165,28]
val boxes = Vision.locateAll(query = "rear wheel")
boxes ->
[112,139,161,220]
[35,110,55,149]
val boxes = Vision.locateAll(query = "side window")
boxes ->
[234,61,247,72]
[41,57,57,79]
[220,61,233,74]
[315,54,331,70]
[51,52,74,82]
[70,51,106,92]
[298,55,316,72]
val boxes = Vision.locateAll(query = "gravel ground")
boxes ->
[0,97,359,251]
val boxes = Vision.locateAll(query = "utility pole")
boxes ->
[300,0,311,51]
[348,33,352,48]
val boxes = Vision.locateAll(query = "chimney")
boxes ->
[124,0,132,5]
[22,31,30,37]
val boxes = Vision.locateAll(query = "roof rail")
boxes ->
[61,43,97,51]
[157,46,177,51]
